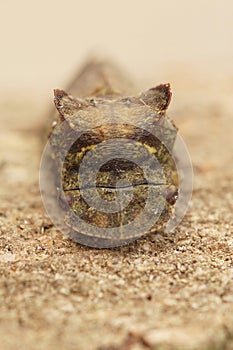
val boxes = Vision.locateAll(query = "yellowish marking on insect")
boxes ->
[76,144,96,160]
[172,171,179,187]
[136,141,157,154]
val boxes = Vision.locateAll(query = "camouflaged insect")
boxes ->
[47,59,179,247]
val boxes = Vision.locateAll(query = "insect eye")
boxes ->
[165,185,178,205]
[58,192,74,209]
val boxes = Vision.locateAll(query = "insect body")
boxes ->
[44,59,179,248]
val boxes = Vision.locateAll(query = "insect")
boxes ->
[43,59,179,248]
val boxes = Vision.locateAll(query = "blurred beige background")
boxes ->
[0,0,232,98]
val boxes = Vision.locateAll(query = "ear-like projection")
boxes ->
[139,84,172,113]
[54,89,90,120]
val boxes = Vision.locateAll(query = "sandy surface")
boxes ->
[0,71,233,350]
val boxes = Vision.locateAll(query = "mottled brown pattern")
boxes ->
[49,60,178,246]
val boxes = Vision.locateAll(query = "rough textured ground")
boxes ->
[0,72,232,350]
